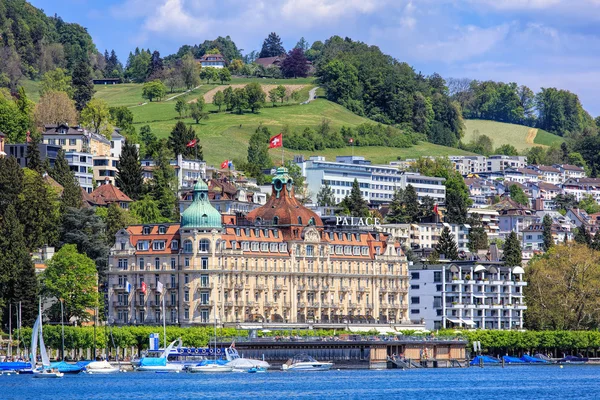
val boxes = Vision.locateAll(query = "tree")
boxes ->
[245,82,266,113]
[142,80,166,102]
[591,230,600,251]
[96,204,138,246]
[40,68,73,97]
[60,207,109,280]
[509,184,529,206]
[268,87,279,106]
[116,140,144,200]
[0,204,39,327]
[51,149,83,210]
[200,67,219,84]
[80,99,113,138]
[281,48,309,78]
[130,196,170,224]
[180,53,200,89]
[247,127,273,172]
[218,68,231,84]
[503,231,522,266]
[0,93,32,143]
[575,225,592,246]
[175,98,187,118]
[34,91,78,128]
[231,87,248,114]
[72,61,95,111]
[148,50,164,79]
[339,179,369,217]
[316,182,335,206]
[259,32,286,58]
[213,91,225,112]
[494,144,519,156]
[542,215,554,251]
[168,121,200,159]
[0,156,24,217]
[435,227,458,260]
[467,215,488,252]
[26,132,44,174]
[43,244,98,323]
[295,37,310,51]
[223,86,234,111]
[525,244,600,330]
[578,194,600,214]
[189,98,208,124]
[20,168,60,249]
[150,144,178,221]
[164,66,184,92]
[228,59,243,74]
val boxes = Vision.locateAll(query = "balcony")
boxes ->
[357,287,366,293]
[466,280,476,285]
[366,303,374,309]
[516,281,528,286]
[515,304,527,310]
[308,302,320,308]
[491,304,502,309]
[224,301,233,307]
[264,302,275,308]
[274,284,283,291]
[234,284,244,290]
[466,304,476,309]
[283,302,291,308]
[451,303,465,309]
[340,286,350,292]
[492,280,503,285]
[379,287,388,293]
[504,281,515,286]
[112,284,125,290]
[256,284,266,291]
[199,282,214,289]
[451,279,464,284]
[477,304,490,309]
[112,302,128,308]
[167,283,178,289]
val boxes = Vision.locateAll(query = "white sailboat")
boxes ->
[32,300,63,378]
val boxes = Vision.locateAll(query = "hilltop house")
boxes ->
[197,54,226,68]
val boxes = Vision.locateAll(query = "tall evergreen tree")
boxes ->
[435,226,458,260]
[403,185,420,222]
[316,181,335,206]
[26,132,43,174]
[116,140,144,200]
[51,149,83,209]
[259,32,286,58]
[19,169,60,249]
[386,188,405,223]
[151,143,178,221]
[167,121,197,158]
[467,215,488,252]
[575,225,592,246]
[542,215,554,251]
[0,156,24,217]
[0,204,38,327]
[503,231,522,266]
[72,61,95,111]
[591,229,600,251]
[340,179,369,217]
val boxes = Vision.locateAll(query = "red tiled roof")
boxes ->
[91,183,132,205]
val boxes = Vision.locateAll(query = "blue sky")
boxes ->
[30,0,600,116]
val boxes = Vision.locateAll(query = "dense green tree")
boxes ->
[20,168,60,249]
[319,59,360,106]
[175,98,187,118]
[95,204,139,246]
[168,121,199,158]
[575,225,592,246]
[72,61,95,111]
[0,156,24,216]
[247,126,273,174]
[116,140,144,200]
[295,37,310,51]
[130,196,170,224]
[467,215,488,252]
[542,215,554,251]
[150,144,178,221]
[259,32,286,58]
[223,86,234,111]
[51,149,83,209]
[148,50,164,79]
[40,68,73,97]
[218,68,231,84]
[80,98,113,137]
[339,179,369,217]
[503,231,522,266]
[245,82,266,113]
[509,184,529,206]
[125,48,151,83]
[231,87,248,114]
[104,49,123,78]
[200,67,219,84]
[213,90,225,112]
[43,244,98,322]
[578,194,600,214]
[142,79,166,102]
[26,132,43,173]
[140,125,159,159]
[180,53,200,89]
[435,227,458,260]
[189,98,208,124]
[554,193,577,212]
[591,230,600,252]
[494,144,519,156]
[0,93,31,143]
[316,181,336,207]
[535,87,595,136]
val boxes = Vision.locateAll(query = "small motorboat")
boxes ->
[136,340,184,373]
[33,368,64,378]
[247,366,267,373]
[85,360,120,374]
[50,361,84,374]
[558,355,588,364]
[225,344,270,372]
[281,354,333,371]
[188,360,233,373]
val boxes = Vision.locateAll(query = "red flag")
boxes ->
[141,281,147,294]
[349,137,354,144]
[186,138,198,148]
[221,159,229,169]
[433,204,439,214]
[269,133,282,149]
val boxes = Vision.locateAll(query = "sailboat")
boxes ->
[32,300,63,378]
[188,303,232,373]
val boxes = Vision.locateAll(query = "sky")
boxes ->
[29,0,600,116]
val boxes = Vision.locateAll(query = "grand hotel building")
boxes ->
[107,168,413,328]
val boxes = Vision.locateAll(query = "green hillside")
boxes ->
[464,119,564,152]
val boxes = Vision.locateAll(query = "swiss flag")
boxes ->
[186,138,198,148]
[141,281,147,294]
[433,204,439,214]
[269,133,282,149]
[221,159,229,169]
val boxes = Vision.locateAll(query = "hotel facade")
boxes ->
[107,168,414,328]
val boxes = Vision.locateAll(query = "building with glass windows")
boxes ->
[106,168,417,329]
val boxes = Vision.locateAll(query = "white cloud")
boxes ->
[280,0,388,20]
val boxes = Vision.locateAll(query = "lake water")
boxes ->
[2,366,598,400]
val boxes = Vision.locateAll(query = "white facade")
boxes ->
[467,208,500,241]
[380,223,469,253]
[141,155,207,191]
[65,151,94,193]
[449,156,487,175]
[110,131,125,159]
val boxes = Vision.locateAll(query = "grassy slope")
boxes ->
[463,119,564,152]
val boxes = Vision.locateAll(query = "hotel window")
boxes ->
[273,230,279,238]
[170,258,176,269]
[242,242,250,251]
[118,259,128,270]
[344,246,352,255]
[184,274,189,284]
[201,257,208,269]
[184,308,189,319]
[183,240,193,253]
[199,239,210,253]
[143,226,151,235]
[260,243,268,252]
[235,228,241,235]
[184,291,189,302]
[335,245,343,255]
[254,229,260,237]
[306,245,314,256]
[138,258,144,269]
[231,240,237,249]
[171,240,178,250]
[185,258,190,267]
[263,229,269,238]
[69,139,77,145]
[353,246,360,255]
[137,241,149,251]
[139,292,144,305]
[280,243,288,252]
[158,226,166,234]
[251,242,259,251]
[153,241,165,251]
[361,247,369,255]
[270,243,278,252]
[59,139,66,145]
[154,257,160,269]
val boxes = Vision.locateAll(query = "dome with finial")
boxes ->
[181,180,222,229]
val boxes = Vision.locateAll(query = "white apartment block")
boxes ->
[449,156,487,175]
[380,223,470,253]
[65,151,94,193]
[531,165,562,185]
[554,164,586,182]
[141,155,207,191]
[561,178,600,202]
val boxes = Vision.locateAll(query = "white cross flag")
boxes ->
[156,281,164,294]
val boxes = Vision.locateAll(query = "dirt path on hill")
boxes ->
[526,128,538,144]
[191,84,306,104]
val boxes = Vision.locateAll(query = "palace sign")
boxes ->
[336,216,381,227]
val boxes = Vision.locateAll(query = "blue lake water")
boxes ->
[2,366,599,400]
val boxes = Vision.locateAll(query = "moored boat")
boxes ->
[85,360,121,374]
[225,344,270,372]
[188,360,233,373]
[281,354,333,371]
[31,299,64,379]
[136,340,184,372]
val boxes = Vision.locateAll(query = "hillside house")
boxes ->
[197,54,226,68]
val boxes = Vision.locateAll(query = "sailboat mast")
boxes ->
[162,294,166,350]
[8,303,12,358]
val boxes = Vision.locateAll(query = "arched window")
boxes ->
[183,240,193,253]
[273,216,279,225]
[309,217,315,226]
[298,216,303,225]
[199,239,210,253]
[154,257,160,269]
[201,214,208,224]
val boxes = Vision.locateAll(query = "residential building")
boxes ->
[110,131,125,159]
[93,155,119,185]
[141,155,206,191]
[65,151,94,193]
[526,182,562,211]
[380,223,470,254]
[531,165,562,185]
[522,223,573,251]
[107,168,413,328]
[5,143,61,168]
[298,155,445,205]
[0,131,5,156]
[449,156,487,175]
[561,178,600,202]
[464,178,498,207]
[467,208,500,241]
[90,182,133,209]
[42,124,111,156]
[504,168,539,184]
[486,155,527,172]
[409,262,526,330]
[197,53,226,68]
[492,197,537,235]
[554,164,586,181]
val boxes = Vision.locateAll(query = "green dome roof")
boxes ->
[181,180,222,230]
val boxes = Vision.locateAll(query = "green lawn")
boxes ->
[229,77,315,85]
[463,119,564,152]
[20,79,41,102]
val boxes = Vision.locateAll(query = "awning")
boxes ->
[461,319,476,326]
[446,317,462,323]
[512,266,525,274]
[472,294,486,298]
[474,265,486,272]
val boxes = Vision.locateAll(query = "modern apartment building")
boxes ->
[5,143,61,168]
[408,262,527,330]
[141,155,206,191]
[65,151,94,193]
[379,223,470,253]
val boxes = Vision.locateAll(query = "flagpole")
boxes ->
[281,135,284,166]
[162,288,166,350]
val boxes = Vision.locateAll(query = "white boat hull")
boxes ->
[283,362,333,371]
[136,364,184,373]
[86,361,120,374]
[188,364,233,373]
[33,371,64,378]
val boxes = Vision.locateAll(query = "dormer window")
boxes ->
[273,216,279,225]
[298,216,303,225]
[171,240,178,250]
[143,226,151,235]
[158,226,166,234]
[152,241,166,251]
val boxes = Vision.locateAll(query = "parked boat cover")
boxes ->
[470,355,501,366]
[521,355,550,363]
[139,356,167,367]
[502,356,525,364]
[76,361,93,368]
[50,361,84,373]
[0,362,32,371]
